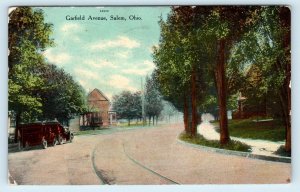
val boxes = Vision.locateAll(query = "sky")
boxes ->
[39,6,171,100]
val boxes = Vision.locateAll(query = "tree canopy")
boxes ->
[9,7,87,128]
[112,91,142,126]
[154,6,290,151]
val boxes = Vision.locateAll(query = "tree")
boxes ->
[153,6,210,136]
[39,64,87,124]
[8,7,54,139]
[112,91,142,126]
[227,6,291,152]
[9,8,88,142]
[155,6,290,149]
[194,6,261,144]
[144,75,163,125]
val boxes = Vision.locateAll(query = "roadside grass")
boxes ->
[74,129,105,136]
[74,124,160,136]
[179,132,251,152]
[117,121,146,127]
[213,119,285,142]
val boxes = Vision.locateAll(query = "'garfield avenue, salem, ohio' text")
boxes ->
[65,15,142,21]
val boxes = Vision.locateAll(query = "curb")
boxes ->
[177,139,291,163]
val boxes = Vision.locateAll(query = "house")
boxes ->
[233,93,267,119]
[80,88,116,127]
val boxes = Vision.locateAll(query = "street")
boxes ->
[8,123,291,185]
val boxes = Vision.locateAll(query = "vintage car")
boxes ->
[17,121,74,150]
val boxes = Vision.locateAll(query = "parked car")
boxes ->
[17,121,74,150]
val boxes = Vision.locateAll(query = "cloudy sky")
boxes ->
[40,7,171,100]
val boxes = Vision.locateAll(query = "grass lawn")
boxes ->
[179,132,251,152]
[213,119,285,142]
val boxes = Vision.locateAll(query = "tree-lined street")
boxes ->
[7,6,291,186]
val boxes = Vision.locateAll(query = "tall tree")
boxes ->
[153,6,210,136]
[198,6,260,144]
[8,7,54,139]
[144,75,163,125]
[279,7,291,152]
[152,13,191,133]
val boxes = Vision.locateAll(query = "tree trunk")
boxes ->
[156,116,158,125]
[183,94,189,134]
[191,66,198,137]
[14,112,21,143]
[148,116,151,126]
[128,118,131,126]
[152,116,155,125]
[215,38,230,145]
[285,67,291,152]
[280,92,291,152]
[285,30,291,153]
[279,7,291,152]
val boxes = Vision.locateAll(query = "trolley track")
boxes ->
[122,142,180,184]
[91,140,180,185]
[91,144,110,184]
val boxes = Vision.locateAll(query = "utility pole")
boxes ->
[141,77,146,126]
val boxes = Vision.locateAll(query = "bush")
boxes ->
[179,132,251,152]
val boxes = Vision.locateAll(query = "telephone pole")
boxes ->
[141,77,146,126]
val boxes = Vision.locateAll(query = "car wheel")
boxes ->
[18,140,23,151]
[52,138,58,146]
[42,139,47,149]
[69,133,74,143]
[58,135,63,145]
[25,141,29,149]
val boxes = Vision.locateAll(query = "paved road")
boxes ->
[8,123,291,185]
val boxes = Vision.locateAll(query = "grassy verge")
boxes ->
[214,119,285,142]
[179,132,251,152]
[74,124,160,136]
[74,129,106,136]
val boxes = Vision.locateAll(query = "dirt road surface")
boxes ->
[8,123,291,185]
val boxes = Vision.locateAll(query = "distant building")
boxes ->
[80,88,116,127]
[233,93,267,119]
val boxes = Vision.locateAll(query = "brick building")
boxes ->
[80,88,116,127]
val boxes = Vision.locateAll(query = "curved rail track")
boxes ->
[91,141,180,185]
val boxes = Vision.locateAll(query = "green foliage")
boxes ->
[8,7,54,122]
[227,7,290,119]
[157,5,289,150]
[144,75,163,118]
[9,7,54,69]
[8,7,87,124]
[40,64,87,123]
[179,132,251,152]
[112,91,142,123]
[153,7,214,112]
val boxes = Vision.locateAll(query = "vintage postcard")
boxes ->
[7,6,291,185]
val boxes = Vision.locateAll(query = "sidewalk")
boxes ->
[198,121,286,158]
